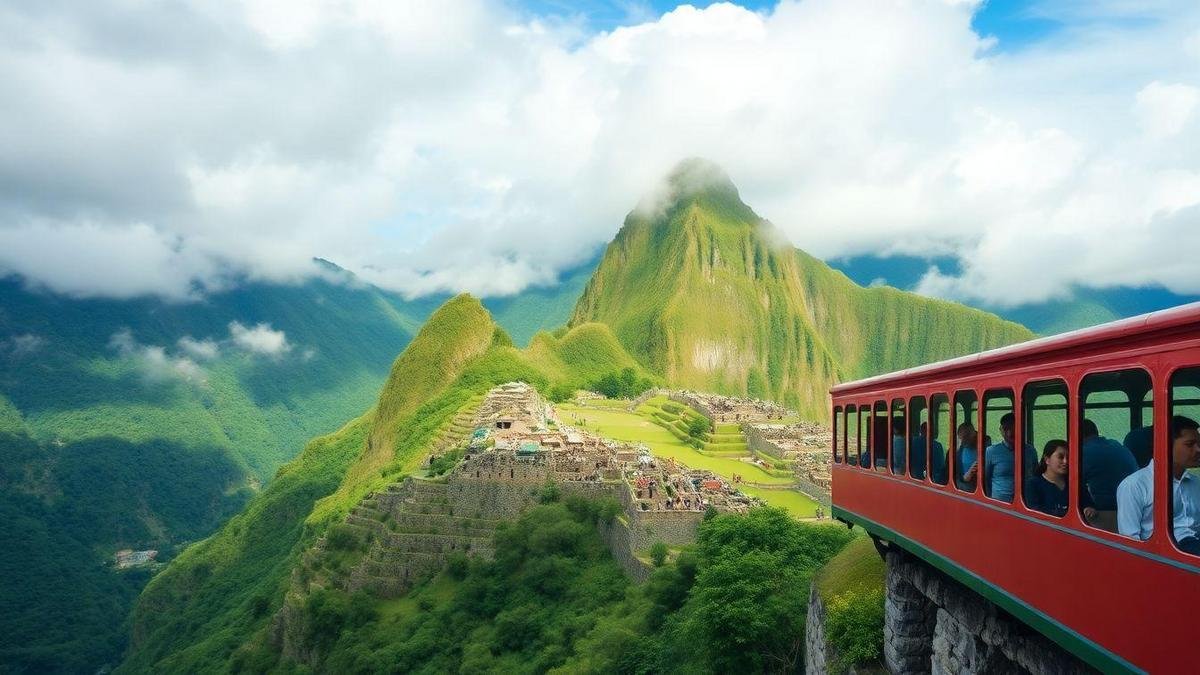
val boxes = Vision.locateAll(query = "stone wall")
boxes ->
[884,550,1092,675]
[599,518,654,583]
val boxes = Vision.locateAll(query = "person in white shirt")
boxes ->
[1116,415,1200,555]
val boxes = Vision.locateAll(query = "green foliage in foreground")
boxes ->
[815,535,886,672]
[269,504,853,674]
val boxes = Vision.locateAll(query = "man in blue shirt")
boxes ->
[1081,418,1139,515]
[909,421,928,479]
[983,413,1036,503]
[956,422,978,491]
[1116,415,1200,555]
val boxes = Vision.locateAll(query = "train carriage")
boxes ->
[830,302,1200,673]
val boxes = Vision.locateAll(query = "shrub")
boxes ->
[538,480,561,504]
[826,586,885,672]
[650,541,669,567]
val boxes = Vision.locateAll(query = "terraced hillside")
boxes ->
[123,295,657,672]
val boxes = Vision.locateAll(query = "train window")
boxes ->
[954,390,979,493]
[833,406,841,464]
[860,404,872,469]
[1079,370,1147,533]
[981,389,1018,504]
[845,405,859,467]
[1168,368,1200,557]
[930,394,950,485]
[873,401,888,472]
[890,399,906,475]
[908,396,928,480]
[1022,380,1069,518]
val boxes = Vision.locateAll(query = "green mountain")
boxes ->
[571,159,1033,417]
[121,295,654,672]
[0,268,442,671]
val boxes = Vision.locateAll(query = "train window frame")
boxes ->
[1078,367,1152,535]
[953,390,981,495]
[981,388,1018,505]
[845,404,859,467]
[832,405,842,464]
[890,398,906,476]
[864,398,873,468]
[908,395,928,482]
[929,393,951,487]
[1020,379,1070,519]
[873,400,888,473]
[1167,365,1200,559]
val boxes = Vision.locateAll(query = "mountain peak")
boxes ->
[664,157,741,203]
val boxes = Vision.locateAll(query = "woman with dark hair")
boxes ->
[1024,439,1098,521]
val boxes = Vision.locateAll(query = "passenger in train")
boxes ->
[1116,415,1200,555]
[928,424,949,484]
[891,418,907,474]
[908,421,931,480]
[1025,439,1097,520]
[1080,419,1139,521]
[1122,425,1154,468]
[981,413,1036,502]
[956,422,978,490]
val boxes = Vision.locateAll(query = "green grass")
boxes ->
[814,535,884,601]
[740,486,819,517]
[558,403,793,487]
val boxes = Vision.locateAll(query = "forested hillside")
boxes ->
[121,295,659,671]
[0,266,573,672]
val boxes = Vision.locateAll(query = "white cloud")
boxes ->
[228,321,291,356]
[1135,81,1199,140]
[177,336,220,360]
[109,329,207,384]
[0,1,1198,306]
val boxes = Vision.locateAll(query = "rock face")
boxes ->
[883,550,1092,675]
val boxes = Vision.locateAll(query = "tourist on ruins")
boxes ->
[1117,415,1200,555]
[1025,439,1097,520]
[1080,418,1139,519]
[982,413,1036,503]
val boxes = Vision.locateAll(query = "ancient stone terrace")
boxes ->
[472,381,549,433]
[746,421,833,501]
[669,390,795,423]
[627,455,758,514]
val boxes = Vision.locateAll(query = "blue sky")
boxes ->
[520,0,1063,48]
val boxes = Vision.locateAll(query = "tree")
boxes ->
[650,541,669,567]
[687,415,711,441]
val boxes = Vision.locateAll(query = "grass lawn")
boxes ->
[740,485,819,517]
[814,534,885,601]
[557,397,821,514]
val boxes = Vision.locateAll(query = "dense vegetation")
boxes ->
[250,497,854,674]
[121,296,660,671]
[570,158,1033,418]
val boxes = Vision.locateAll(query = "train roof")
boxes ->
[831,300,1200,396]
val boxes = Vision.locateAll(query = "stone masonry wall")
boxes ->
[884,550,1092,675]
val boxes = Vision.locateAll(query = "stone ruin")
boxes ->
[669,390,796,423]
[745,421,833,493]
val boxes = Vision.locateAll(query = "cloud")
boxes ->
[177,336,220,360]
[228,321,291,357]
[2,333,46,357]
[1135,81,1199,140]
[109,329,207,384]
[0,1,1198,306]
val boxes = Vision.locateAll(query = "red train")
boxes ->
[830,302,1200,673]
